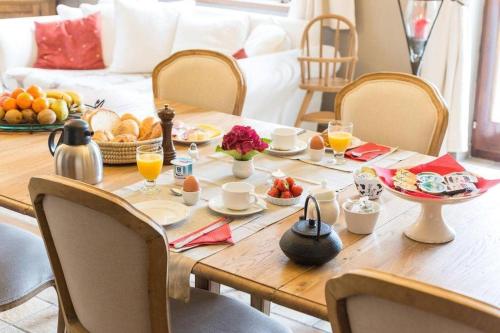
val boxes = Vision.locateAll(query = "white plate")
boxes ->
[325,136,363,152]
[134,200,189,226]
[173,124,223,145]
[208,196,264,217]
[266,141,308,156]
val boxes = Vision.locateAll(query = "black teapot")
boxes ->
[279,195,343,265]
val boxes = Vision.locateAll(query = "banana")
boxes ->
[46,90,73,107]
[65,91,82,106]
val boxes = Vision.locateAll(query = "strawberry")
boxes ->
[281,190,292,199]
[290,185,303,197]
[276,179,288,192]
[267,187,280,198]
[285,177,295,188]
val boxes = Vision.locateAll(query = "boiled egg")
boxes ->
[309,135,325,150]
[183,175,200,192]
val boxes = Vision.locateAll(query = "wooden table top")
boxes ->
[1,101,499,320]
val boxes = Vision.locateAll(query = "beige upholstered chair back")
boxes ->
[153,50,246,116]
[335,72,448,156]
[325,269,499,333]
[29,176,170,333]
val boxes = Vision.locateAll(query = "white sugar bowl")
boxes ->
[343,197,381,234]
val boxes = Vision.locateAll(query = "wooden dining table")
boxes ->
[1,101,499,321]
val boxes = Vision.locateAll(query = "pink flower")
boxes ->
[219,125,269,159]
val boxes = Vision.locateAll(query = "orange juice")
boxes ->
[328,131,352,153]
[137,153,163,181]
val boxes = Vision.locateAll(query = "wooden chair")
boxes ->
[335,72,449,156]
[295,14,358,127]
[29,175,290,333]
[153,49,246,116]
[326,269,500,333]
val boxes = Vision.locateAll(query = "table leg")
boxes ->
[194,276,221,294]
[250,295,271,315]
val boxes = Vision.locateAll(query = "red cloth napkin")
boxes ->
[169,218,233,250]
[345,142,391,161]
[374,154,500,199]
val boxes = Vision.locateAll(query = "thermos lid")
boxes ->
[63,119,92,145]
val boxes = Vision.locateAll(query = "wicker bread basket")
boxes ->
[97,137,163,165]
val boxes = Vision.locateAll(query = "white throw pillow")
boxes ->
[109,0,181,73]
[244,24,291,57]
[56,4,83,19]
[172,10,250,55]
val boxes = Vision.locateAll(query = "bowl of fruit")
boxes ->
[266,177,303,206]
[0,85,84,132]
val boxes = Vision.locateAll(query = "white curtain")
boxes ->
[421,0,471,153]
[288,0,356,26]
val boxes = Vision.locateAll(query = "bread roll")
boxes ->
[120,113,141,127]
[148,122,162,139]
[89,109,120,132]
[112,134,137,143]
[92,130,109,142]
[112,119,140,137]
[139,116,156,140]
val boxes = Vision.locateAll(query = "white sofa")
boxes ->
[0,2,321,125]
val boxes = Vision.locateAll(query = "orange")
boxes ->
[32,97,50,113]
[2,97,17,111]
[26,85,44,98]
[10,88,25,99]
[16,92,34,109]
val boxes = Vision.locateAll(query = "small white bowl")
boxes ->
[342,200,381,234]
[182,190,200,206]
[265,194,301,206]
[308,147,325,162]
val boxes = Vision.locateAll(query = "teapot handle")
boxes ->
[48,128,64,156]
[304,195,322,241]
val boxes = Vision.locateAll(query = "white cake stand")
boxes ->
[381,183,481,244]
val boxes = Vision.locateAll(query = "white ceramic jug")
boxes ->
[308,181,340,225]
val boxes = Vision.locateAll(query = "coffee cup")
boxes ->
[222,182,258,211]
[271,128,298,151]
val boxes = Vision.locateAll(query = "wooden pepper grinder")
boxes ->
[158,104,176,165]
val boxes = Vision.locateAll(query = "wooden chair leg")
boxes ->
[57,305,65,333]
[294,90,314,127]
[194,276,221,294]
[250,295,271,315]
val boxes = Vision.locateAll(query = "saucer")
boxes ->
[208,196,265,217]
[266,141,307,156]
[134,200,189,226]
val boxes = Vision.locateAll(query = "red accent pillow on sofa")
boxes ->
[34,13,105,70]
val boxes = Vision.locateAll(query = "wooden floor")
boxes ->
[1,157,498,333]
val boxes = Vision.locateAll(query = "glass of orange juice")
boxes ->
[137,145,163,193]
[328,120,353,165]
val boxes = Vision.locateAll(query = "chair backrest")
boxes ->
[325,269,500,333]
[152,49,246,116]
[335,72,448,156]
[299,14,358,86]
[29,176,170,333]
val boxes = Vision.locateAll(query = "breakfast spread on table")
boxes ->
[83,109,162,143]
[392,169,479,197]
[0,86,83,125]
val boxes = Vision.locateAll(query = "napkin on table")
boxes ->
[169,218,233,251]
[345,142,391,161]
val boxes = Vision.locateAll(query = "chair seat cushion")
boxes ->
[170,288,291,333]
[0,223,53,308]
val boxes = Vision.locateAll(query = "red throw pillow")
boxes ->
[34,13,105,70]
[232,48,248,60]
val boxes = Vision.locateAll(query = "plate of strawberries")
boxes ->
[266,177,304,206]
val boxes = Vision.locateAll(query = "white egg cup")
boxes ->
[308,147,325,162]
[182,189,201,206]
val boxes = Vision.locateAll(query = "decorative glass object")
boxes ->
[398,0,444,75]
